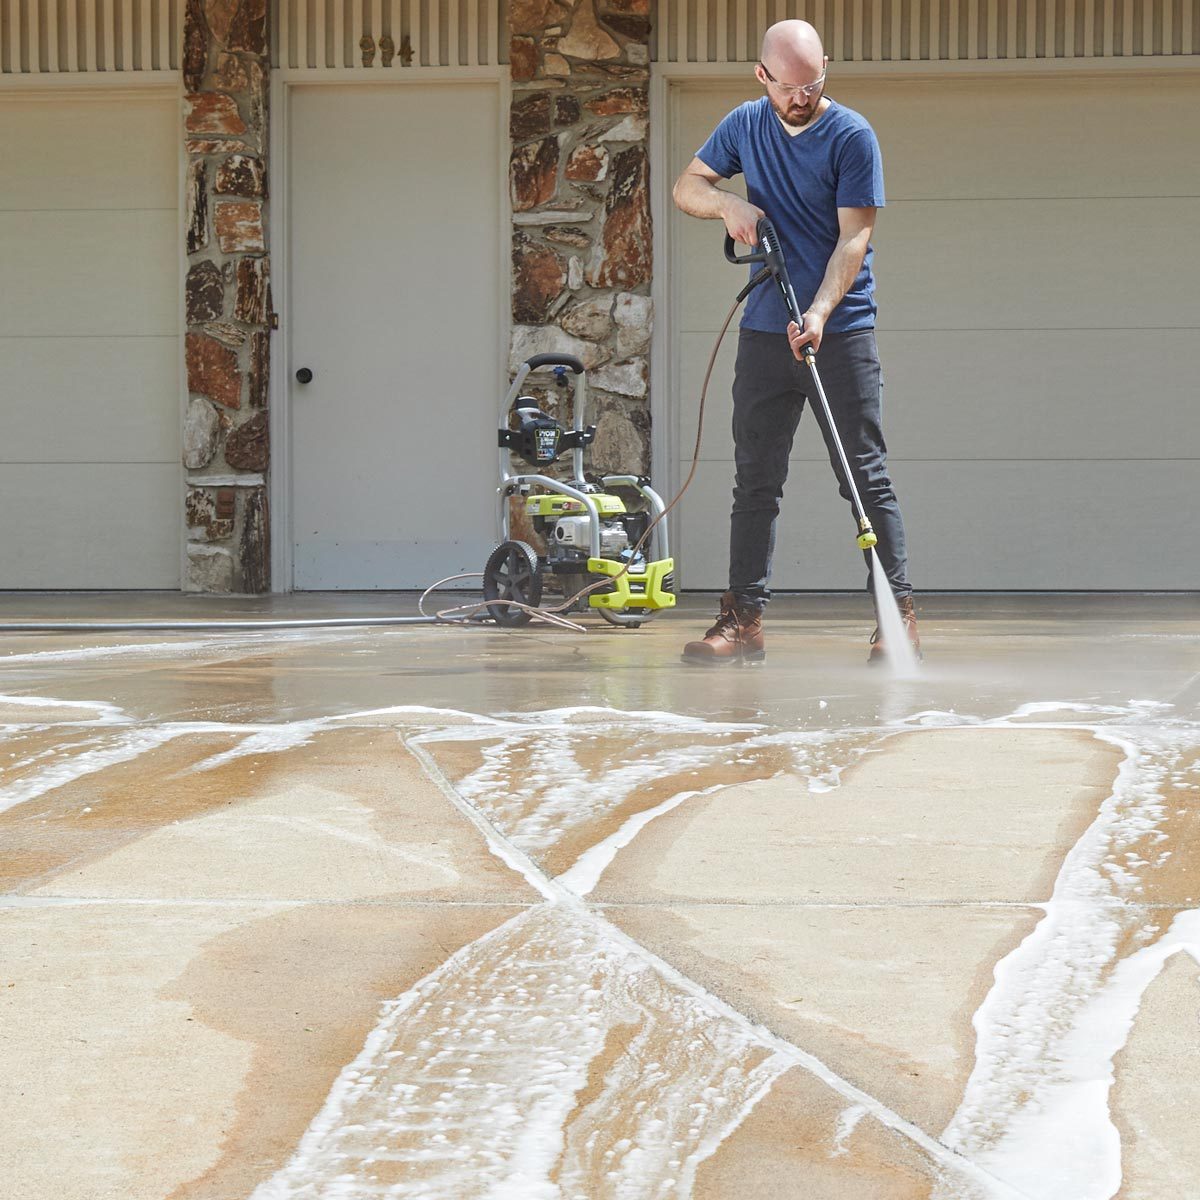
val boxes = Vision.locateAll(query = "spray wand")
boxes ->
[725,218,878,553]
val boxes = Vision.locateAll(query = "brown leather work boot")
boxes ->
[682,592,766,664]
[867,594,922,665]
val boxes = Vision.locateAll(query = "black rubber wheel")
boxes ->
[482,541,543,626]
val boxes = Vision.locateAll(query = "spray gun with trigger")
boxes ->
[724,217,878,552]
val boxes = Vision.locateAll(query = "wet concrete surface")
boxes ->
[1,592,1198,1199]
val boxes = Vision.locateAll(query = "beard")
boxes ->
[767,84,824,129]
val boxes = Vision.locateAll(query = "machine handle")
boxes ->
[723,216,782,264]
[524,353,584,374]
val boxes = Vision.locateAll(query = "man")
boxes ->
[673,19,919,666]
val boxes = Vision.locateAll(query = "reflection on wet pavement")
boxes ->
[1,594,1198,1199]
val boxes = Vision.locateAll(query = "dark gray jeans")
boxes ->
[729,327,911,606]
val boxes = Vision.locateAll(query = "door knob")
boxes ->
[296,367,314,384]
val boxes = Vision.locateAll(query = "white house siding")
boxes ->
[0,91,182,588]
[664,69,1200,591]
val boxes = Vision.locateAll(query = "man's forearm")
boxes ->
[673,173,734,221]
[808,234,869,320]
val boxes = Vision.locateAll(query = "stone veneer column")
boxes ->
[181,0,271,593]
[508,0,653,490]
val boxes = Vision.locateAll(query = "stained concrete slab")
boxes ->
[0,593,1197,1199]
[0,901,525,1200]
[590,727,1119,904]
[1112,952,1200,1199]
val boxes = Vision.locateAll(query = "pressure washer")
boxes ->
[484,353,677,628]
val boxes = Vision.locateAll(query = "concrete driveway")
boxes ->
[1,593,1198,1199]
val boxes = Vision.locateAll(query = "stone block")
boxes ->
[186,332,242,409]
[625,43,649,64]
[228,0,267,54]
[186,92,247,136]
[558,0,620,60]
[214,154,266,198]
[510,37,538,81]
[511,93,552,140]
[183,0,207,91]
[591,402,648,474]
[186,160,208,254]
[599,0,650,13]
[204,0,237,42]
[559,295,613,341]
[214,201,265,253]
[512,233,567,324]
[544,53,570,76]
[510,325,608,374]
[234,257,270,323]
[186,543,235,592]
[187,138,256,156]
[185,260,225,324]
[212,51,250,91]
[513,205,594,226]
[586,145,651,289]
[225,411,269,472]
[239,487,270,593]
[600,13,650,39]
[590,357,647,397]
[583,87,648,116]
[509,0,553,35]
[567,256,583,290]
[204,321,247,348]
[543,224,592,248]
[614,291,652,356]
[510,138,559,212]
[554,95,581,125]
[565,144,609,182]
[183,398,222,469]
[249,331,270,408]
[598,114,648,142]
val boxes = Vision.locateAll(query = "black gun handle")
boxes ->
[724,231,765,265]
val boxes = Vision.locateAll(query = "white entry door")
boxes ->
[288,83,503,589]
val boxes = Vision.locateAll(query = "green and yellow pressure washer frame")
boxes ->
[496,353,676,621]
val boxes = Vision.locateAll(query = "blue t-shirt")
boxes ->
[696,97,885,334]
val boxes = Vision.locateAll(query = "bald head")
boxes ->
[760,19,825,76]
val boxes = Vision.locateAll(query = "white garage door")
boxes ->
[669,73,1200,590]
[288,82,503,590]
[0,92,181,589]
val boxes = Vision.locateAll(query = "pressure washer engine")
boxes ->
[485,352,676,628]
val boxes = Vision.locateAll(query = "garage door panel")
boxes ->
[679,460,1200,591]
[879,329,1200,460]
[4,336,180,462]
[827,77,1200,200]
[0,95,178,210]
[678,329,1200,464]
[0,464,181,589]
[878,197,1200,331]
[0,211,178,337]
[672,78,1200,203]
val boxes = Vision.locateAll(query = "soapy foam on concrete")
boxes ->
[933,703,1200,1200]
[249,905,794,1200]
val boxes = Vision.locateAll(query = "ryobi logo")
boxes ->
[536,429,559,460]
